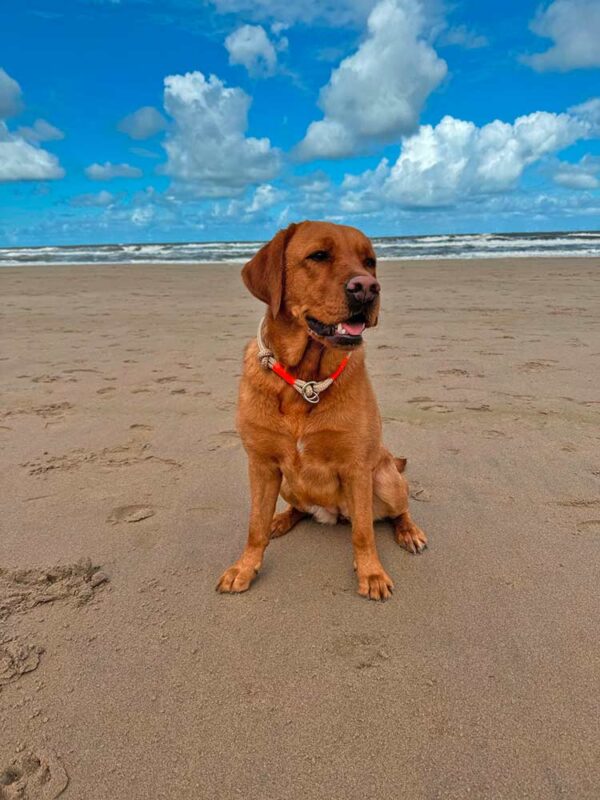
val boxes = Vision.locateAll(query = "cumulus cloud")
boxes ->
[85,161,143,180]
[553,154,600,189]
[524,0,600,72]
[161,70,281,197]
[212,182,286,222]
[296,0,447,160]
[0,121,64,182]
[247,183,283,212]
[117,106,167,139]
[225,25,279,76]
[17,118,64,143]
[0,68,23,118]
[341,110,591,209]
[71,190,115,207]
[0,69,64,182]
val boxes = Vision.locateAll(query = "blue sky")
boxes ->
[0,0,599,246]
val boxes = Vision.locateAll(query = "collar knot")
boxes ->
[256,316,351,405]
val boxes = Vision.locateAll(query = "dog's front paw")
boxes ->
[356,562,394,601]
[216,561,258,593]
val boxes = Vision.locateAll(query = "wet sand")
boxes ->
[1,257,599,798]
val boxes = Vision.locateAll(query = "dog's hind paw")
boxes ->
[394,517,428,554]
[270,506,307,538]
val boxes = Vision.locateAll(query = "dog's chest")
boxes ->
[280,416,344,478]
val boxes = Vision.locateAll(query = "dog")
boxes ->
[217,221,427,601]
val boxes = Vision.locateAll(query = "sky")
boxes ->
[0,0,599,246]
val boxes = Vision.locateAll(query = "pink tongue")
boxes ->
[341,321,365,336]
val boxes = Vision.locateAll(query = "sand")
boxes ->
[1,257,599,799]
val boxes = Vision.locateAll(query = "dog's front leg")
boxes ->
[217,455,282,593]
[346,472,394,601]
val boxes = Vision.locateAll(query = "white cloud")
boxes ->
[569,97,600,135]
[438,24,488,49]
[0,69,64,182]
[210,0,378,26]
[247,183,283,212]
[296,0,447,160]
[553,155,600,189]
[0,121,65,182]
[17,118,64,142]
[161,70,281,197]
[85,161,143,179]
[71,190,115,207]
[0,68,23,118]
[130,146,161,159]
[524,0,600,72]
[341,110,591,209]
[225,25,279,76]
[210,0,448,29]
[131,206,155,226]
[117,106,167,139]
[294,170,332,194]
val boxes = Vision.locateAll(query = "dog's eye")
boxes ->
[307,250,330,262]
[365,257,376,269]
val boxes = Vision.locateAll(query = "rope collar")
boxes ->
[256,316,351,404]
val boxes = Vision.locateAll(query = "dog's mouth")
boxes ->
[306,312,368,348]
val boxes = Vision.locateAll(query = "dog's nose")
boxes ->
[345,274,380,306]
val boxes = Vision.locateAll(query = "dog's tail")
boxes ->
[394,456,407,473]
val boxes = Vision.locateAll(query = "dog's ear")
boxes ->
[242,223,297,318]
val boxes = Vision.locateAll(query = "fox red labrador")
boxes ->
[217,221,427,600]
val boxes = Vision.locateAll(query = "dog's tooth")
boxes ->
[336,323,344,334]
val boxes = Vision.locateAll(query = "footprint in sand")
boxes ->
[484,429,507,438]
[129,424,153,432]
[96,387,115,395]
[327,632,391,670]
[576,519,600,533]
[107,505,155,524]
[62,368,98,375]
[518,359,559,373]
[0,641,44,687]
[207,430,240,451]
[420,403,453,414]
[0,561,108,620]
[0,748,69,799]
[409,481,431,502]
[1,403,73,421]
[30,375,64,384]
[437,368,470,377]
[555,499,600,508]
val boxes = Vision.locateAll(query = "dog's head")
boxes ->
[242,221,380,350]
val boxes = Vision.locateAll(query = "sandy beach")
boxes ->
[1,257,599,799]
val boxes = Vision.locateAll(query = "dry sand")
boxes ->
[1,257,599,799]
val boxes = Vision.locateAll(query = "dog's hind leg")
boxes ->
[373,450,428,554]
[271,505,307,538]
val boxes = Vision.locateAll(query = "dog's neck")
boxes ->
[263,311,353,381]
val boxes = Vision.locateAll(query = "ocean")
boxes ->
[0,230,599,266]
